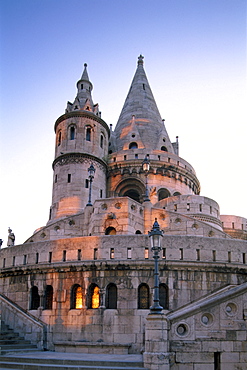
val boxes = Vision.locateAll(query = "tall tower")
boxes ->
[48,64,110,223]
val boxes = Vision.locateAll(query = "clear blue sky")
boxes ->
[0,0,246,245]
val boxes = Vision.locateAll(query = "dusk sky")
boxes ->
[0,0,246,246]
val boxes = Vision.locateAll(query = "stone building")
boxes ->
[1,55,247,369]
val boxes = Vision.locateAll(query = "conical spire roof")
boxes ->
[114,55,174,153]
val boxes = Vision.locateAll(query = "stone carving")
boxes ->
[7,228,15,246]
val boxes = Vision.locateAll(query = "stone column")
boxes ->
[143,313,174,370]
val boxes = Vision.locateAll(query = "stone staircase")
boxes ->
[0,352,147,370]
[0,321,38,355]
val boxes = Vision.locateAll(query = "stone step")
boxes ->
[0,353,147,370]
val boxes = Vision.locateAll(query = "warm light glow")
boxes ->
[75,286,83,309]
[92,286,100,308]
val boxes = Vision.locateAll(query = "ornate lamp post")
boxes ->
[149,218,163,314]
[142,155,150,202]
[86,163,96,206]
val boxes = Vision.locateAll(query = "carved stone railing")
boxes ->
[0,293,47,350]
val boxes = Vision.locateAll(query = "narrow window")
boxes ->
[78,249,81,261]
[58,131,61,146]
[81,84,83,89]
[243,253,246,264]
[232,222,235,229]
[85,179,89,188]
[138,284,149,309]
[127,248,132,259]
[158,155,160,160]
[242,224,244,230]
[63,250,66,262]
[49,208,52,220]
[162,248,166,259]
[124,155,127,160]
[210,206,212,214]
[23,255,27,265]
[177,161,179,166]
[106,283,117,309]
[168,158,170,163]
[174,204,177,212]
[94,248,98,260]
[228,251,231,263]
[196,249,200,261]
[100,189,103,198]
[70,126,75,140]
[30,286,40,310]
[71,285,83,309]
[113,157,116,162]
[88,285,100,309]
[68,174,71,183]
[143,83,145,90]
[212,250,216,261]
[100,134,104,148]
[55,174,57,183]
[180,248,183,260]
[49,252,52,263]
[12,256,15,266]
[159,284,168,309]
[145,248,149,259]
[86,127,91,141]
[214,352,221,370]
[44,285,53,310]
[187,203,190,211]
[3,258,6,268]
[199,204,202,212]
[35,252,39,264]
[135,154,138,159]
[110,248,114,259]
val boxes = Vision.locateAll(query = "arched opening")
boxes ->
[159,283,169,309]
[86,127,91,141]
[69,126,75,140]
[173,192,181,196]
[106,283,117,309]
[105,227,116,235]
[161,146,167,152]
[30,286,40,310]
[129,142,138,149]
[138,283,150,309]
[71,284,83,309]
[135,230,142,234]
[158,188,171,201]
[44,285,53,310]
[115,178,145,204]
[88,284,100,309]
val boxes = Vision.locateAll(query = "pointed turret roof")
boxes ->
[114,55,174,153]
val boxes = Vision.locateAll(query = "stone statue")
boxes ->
[7,228,15,247]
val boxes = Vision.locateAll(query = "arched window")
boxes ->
[158,188,171,201]
[100,134,104,149]
[88,284,100,309]
[135,230,142,234]
[86,127,91,141]
[30,286,40,310]
[159,284,169,309]
[173,192,181,196]
[69,126,75,140]
[106,283,117,309]
[44,285,53,310]
[138,283,150,309]
[57,131,62,146]
[71,284,83,309]
[129,142,138,149]
[161,146,167,152]
[105,227,116,235]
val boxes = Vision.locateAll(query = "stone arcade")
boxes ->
[1,56,247,369]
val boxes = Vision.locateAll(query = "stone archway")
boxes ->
[115,178,145,203]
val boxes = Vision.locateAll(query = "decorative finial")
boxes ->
[138,55,144,65]
[84,63,87,67]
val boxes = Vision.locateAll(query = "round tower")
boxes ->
[48,64,110,223]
